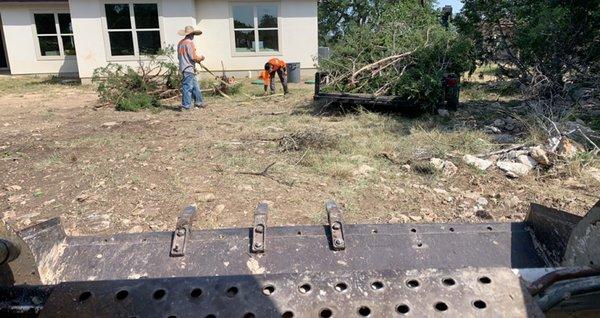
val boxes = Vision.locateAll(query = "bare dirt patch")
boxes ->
[1,75,598,235]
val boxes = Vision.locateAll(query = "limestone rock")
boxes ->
[516,155,537,169]
[463,155,493,171]
[496,161,532,178]
[530,146,550,166]
[430,158,457,176]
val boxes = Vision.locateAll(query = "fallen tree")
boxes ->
[319,2,474,109]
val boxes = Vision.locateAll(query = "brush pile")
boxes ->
[319,2,474,109]
[92,47,181,111]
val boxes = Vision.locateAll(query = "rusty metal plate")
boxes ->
[19,219,547,284]
[37,267,543,318]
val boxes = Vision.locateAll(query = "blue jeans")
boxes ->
[181,72,204,109]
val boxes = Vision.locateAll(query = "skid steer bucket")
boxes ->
[0,200,598,317]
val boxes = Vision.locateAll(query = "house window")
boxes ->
[232,4,279,53]
[105,3,161,56]
[33,13,75,57]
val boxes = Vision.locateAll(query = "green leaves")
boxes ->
[456,0,600,94]
[319,1,474,109]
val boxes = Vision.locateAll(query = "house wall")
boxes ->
[0,2,78,75]
[195,0,318,75]
[68,0,197,79]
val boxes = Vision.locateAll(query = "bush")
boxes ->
[92,46,181,111]
[455,0,600,96]
[319,2,474,110]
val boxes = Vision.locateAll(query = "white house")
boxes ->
[0,0,318,81]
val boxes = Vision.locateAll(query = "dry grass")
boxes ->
[0,74,598,236]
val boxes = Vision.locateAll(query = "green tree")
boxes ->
[455,0,600,95]
[319,0,403,45]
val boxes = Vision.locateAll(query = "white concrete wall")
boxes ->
[195,0,318,74]
[69,0,196,78]
[0,0,317,78]
[0,3,78,75]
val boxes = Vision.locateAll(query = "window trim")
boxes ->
[31,10,76,61]
[229,2,283,57]
[100,0,165,61]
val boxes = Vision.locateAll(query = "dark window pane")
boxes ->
[58,13,72,34]
[134,4,158,29]
[34,14,56,35]
[233,6,253,29]
[108,31,134,55]
[137,31,161,54]
[105,4,131,29]
[234,30,255,52]
[257,6,277,28]
[62,36,76,55]
[38,36,60,56]
[258,30,278,52]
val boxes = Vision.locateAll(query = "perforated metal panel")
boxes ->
[39,268,543,318]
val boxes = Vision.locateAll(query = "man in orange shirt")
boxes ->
[262,58,289,95]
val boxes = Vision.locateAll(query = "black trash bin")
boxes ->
[286,62,301,83]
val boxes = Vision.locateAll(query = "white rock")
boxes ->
[530,146,550,166]
[496,161,532,178]
[463,155,493,171]
[101,121,118,128]
[430,158,445,170]
[485,126,501,134]
[476,197,489,207]
[516,155,538,169]
[430,158,457,176]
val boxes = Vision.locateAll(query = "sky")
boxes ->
[436,0,464,11]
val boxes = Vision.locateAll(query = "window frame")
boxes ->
[100,0,165,61]
[229,2,282,57]
[31,10,76,60]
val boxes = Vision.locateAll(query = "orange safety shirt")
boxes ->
[268,58,287,72]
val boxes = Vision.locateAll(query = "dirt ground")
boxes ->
[1,75,599,235]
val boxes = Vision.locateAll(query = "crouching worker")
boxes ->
[177,25,205,110]
[262,58,290,95]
